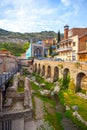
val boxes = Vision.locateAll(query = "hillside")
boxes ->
[0,28,58,44]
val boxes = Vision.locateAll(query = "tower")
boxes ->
[64,24,69,39]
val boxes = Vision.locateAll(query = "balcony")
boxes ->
[57,47,72,52]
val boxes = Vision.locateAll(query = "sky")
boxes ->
[0,0,87,33]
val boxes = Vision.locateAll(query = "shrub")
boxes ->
[68,78,76,93]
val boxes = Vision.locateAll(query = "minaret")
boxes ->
[64,24,69,39]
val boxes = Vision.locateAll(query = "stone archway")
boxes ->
[63,68,70,88]
[34,63,37,73]
[42,65,45,76]
[47,66,51,78]
[81,76,87,91]
[38,64,41,74]
[76,72,86,91]
[63,68,70,79]
[53,66,59,81]
[34,48,41,58]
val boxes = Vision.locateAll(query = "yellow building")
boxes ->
[56,25,87,61]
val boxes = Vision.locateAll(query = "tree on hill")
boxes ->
[0,42,26,56]
[22,42,30,51]
[57,30,61,48]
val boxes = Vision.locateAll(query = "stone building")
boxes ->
[77,33,87,61]
[56,25,87,61]
[26,43,44,59]
[0,50,18,72]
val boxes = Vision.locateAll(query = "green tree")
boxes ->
[57,30,61,48]
[23,42,30,51]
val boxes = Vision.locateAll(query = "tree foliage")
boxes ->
[57,30,61,48]
[22,42,30,51]
[0,42,26,56]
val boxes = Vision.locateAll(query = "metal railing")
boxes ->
[0,65,21,88]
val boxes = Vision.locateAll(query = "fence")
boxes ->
[0,66,21,89]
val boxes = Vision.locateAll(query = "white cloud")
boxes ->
[61,0,71,6]
[0,0,86,33]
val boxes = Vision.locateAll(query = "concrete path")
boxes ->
[34,96,44,120]
[24,120,36,130]
[12,118,24,130]
[62,117,79,130]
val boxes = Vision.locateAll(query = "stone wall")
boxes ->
[0,109,33,121]
[34,60,87,90]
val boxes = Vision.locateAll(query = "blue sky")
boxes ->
[0,0,87,33]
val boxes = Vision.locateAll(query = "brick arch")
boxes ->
[63,68,70,88]
[53,66,59,81]
[63,68,70,79]
[38,63,41,74]
[47,66,51,78]
[42,65,45,76]
[34,63,37,72]
[76,72,86,90]
[81,76,87,90]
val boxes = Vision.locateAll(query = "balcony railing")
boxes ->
[0,66,21,90]
[57,47,72,52]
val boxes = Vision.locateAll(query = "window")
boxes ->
[73,42,75,46]
[86,40,87,50]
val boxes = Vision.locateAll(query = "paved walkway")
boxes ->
[34,96,44,120]
[24,120,36,130]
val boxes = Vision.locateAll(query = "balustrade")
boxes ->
[0,66,21,89]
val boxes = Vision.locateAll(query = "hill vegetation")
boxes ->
[0,42,29,56]
[0,28,63,56]
[0,28,58,43]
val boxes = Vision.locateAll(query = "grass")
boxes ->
[30,75,63,130]
[30,80,56,106]
[65,110,87,130]
[31,73,55,90]
[59,90,87,130]
[17,86,24,93]
[31,95,36,119]
[44,103,63,130]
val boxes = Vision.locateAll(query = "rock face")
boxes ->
[72,105,78,111]
[53,85,60,94]
[40,90,50,96]
[24,78,32,109]
[76,92,87,99]
[40,83,45,88]
[73,111,87,126]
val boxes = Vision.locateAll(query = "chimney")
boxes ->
[64,24,69,39]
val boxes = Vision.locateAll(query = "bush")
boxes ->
[68,78,76,93]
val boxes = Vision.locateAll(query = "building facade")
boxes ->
[78,33,87,61]
[26,43,44,59]
[0,50,18,73]
[56,25,87,61]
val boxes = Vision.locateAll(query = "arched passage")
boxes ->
[53,66,59,81]
[63,68,69,78]
[34,48,41,58]
[38,64,41,74]
[42,65,45,76]
[76,72,86,91]
[63,68,70,88]
[47,66,51,78]
[34,63,37,73]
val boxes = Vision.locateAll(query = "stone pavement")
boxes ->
[12,118,24,130]
[24,120,36,130]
